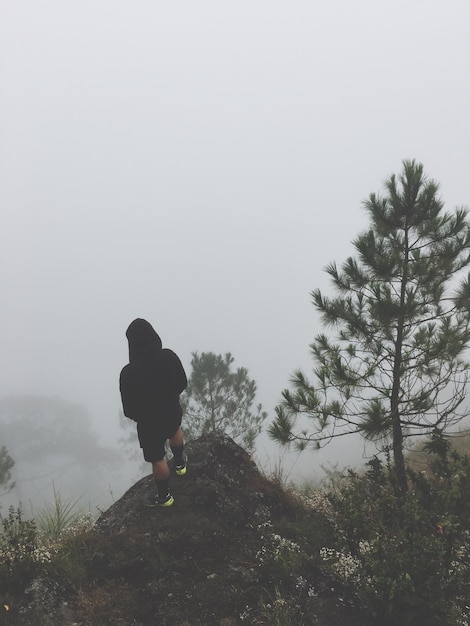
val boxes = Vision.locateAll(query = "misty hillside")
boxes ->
[4,433,364,626]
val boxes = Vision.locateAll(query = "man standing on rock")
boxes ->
[120,318,188,507]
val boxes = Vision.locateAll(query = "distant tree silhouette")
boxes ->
[0,395,120,506]
[0,445,14,494]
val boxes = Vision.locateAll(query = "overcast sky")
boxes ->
[1,1,469,483]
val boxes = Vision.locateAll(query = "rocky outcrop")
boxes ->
[7,433,364,626]
[97,431,295,534]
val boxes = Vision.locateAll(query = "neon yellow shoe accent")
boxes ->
[143,493,174,507]
[175,452,188,476]
[159,494,174,507]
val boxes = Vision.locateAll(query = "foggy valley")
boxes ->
[1,0,469,514]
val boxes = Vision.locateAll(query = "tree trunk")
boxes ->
[391,395,407,494]
[391,221,410,495]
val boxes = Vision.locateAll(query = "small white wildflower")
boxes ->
[240,606,252,621]
[358,540,372,554]
[319,546,361,583]
[296,575,307,590]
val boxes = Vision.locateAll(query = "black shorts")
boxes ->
[136,416,182,463]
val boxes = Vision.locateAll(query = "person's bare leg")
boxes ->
[170,427,186,473]
[147,458,172,507]
[152,458,170,482]
[169,427,184,448]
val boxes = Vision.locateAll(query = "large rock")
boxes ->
[96,431,290,534]
[7,433,365,626]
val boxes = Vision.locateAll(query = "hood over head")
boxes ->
[126,318,162,362]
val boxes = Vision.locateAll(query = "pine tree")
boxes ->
[269,160,470,493]
[182,352,267,452]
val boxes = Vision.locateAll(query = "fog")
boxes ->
[1,1,469,509]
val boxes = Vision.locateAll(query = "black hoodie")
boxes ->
[119,319,187,423]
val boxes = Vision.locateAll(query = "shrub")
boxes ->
[0,506,49,589]
[320,447,470,625]
[36,486,91,542]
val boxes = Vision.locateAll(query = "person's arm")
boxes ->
[175,356,188,394]
[119,366,137,420]
[165,350,188,394]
